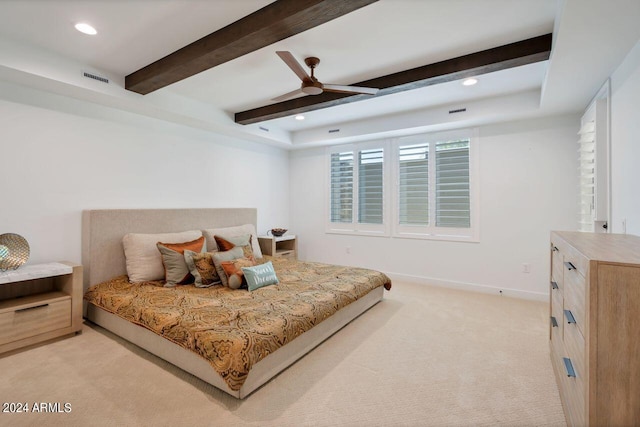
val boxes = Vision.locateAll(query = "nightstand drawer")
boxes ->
[0,297,71,344]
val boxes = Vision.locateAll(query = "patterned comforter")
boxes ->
[84,257,391,391]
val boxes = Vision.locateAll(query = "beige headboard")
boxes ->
[81,208,257,291]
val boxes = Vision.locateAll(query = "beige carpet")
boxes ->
[0,282,566,427]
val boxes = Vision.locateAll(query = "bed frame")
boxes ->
[82,208,384,398]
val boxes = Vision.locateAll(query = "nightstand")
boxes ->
[0,262,82,354]
[258,235,297,259]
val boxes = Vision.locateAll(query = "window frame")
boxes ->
[391,129,479,242]
[325,129,479,242]
[326,141,391,236]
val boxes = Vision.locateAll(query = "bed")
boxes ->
[82,208,390,398]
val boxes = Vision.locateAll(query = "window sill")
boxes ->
[326,228,479,243]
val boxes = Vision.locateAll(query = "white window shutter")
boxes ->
[578,120,596,232]
[358,148,384,224]
[398,143,429,225]
[435,141,471,228]
[577,82,610,233]
[330,151,354,223]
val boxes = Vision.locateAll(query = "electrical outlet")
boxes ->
[522,263,531,273]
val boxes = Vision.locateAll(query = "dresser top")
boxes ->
[0,262,73,285]
[552,231,640,265]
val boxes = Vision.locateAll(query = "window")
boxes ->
[327,129,478,241]
[398,143,429,225]
[329,151,354,223]
[358,149,384,224]
[394,131,477,240]
[435,140,470,228]
[327,144,389,235]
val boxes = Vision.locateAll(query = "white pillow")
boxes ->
[122,230,202,282]
[203,224,263,258]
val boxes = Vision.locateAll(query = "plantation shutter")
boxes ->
[330,151,354,223]
[358,148,384,224]
[398,143,429,225]
[435,140,470,228]
[578,120,596,231]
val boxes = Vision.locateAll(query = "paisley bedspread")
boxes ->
[84,257,391,391]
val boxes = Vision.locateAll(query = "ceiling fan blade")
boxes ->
[323,84,379,95]
[272,88,306,102]
[276,51,311,82]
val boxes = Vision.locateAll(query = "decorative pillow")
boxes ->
[157,236,205,287]
[211,247,244,287]
[214,234,256,259]
[242,261,279,291]
[123,230,202,282]
[220,257,256,289]
[184,250,221,288]
[203,224,263,258]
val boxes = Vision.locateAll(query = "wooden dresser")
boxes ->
[550,231,640,426]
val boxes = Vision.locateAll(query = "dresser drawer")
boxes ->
[562,243,589,278]
[550,243,564,292]
[564,366,586,427]
[564,268,586,337]
[550,287,564,345]
[0,298,71,344]
[555,346,586,427]
[564,319,585,384]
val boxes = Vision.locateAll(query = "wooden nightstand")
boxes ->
[258,235,297,259]
[0,262,82,354]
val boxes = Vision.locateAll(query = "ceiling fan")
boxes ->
[272,51,379,102]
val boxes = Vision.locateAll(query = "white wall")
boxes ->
[610,39,640,235]
[0,87,290,266]
[290,115,579,300]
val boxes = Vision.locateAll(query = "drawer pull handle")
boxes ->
[551,316,558,328]
[564,261,576,271]
[550,281,558,290]
[15,303,49,313]
[563,357,576,378]
[551,246,559,252]
[564,309,576,324]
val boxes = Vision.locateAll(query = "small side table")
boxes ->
[0,262,82,354]
[258,235,297,260]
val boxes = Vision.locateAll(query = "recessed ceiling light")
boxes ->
[75,23,97,35]
[295,115,305,121]
[462,78,478,86]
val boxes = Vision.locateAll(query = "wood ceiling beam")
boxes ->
[234,33,552,125]
[125,0,379,95]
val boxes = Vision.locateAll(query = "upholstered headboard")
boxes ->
[81,208,257,292]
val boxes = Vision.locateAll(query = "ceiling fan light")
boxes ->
[302,86,323,95]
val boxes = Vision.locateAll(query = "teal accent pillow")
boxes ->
[242,261,279,291]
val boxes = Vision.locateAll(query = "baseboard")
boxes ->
[385,271,548,302]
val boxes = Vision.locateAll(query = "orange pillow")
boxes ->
[156,236,205,287]
[214,235,255,259]
[220,257,256,289]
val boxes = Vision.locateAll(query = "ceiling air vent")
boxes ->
[82,71,109,84]
[328,129,340,133]
[449,108,467,114]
